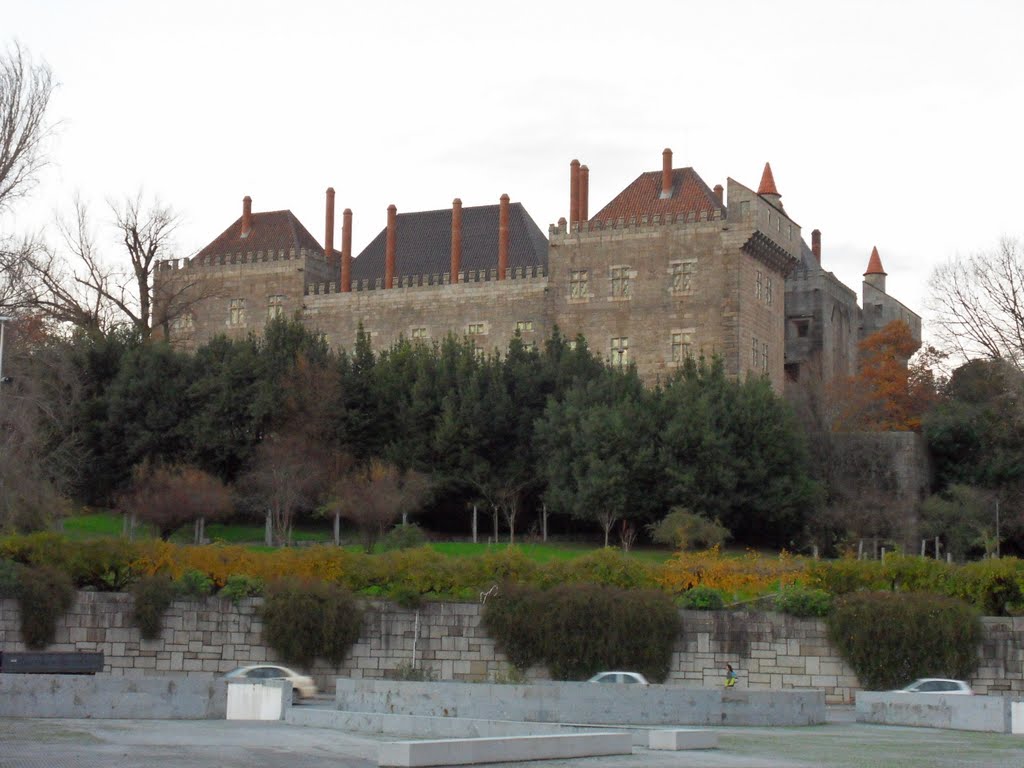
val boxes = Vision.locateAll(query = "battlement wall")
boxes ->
[305,264,548,296]
[548,208,726,240]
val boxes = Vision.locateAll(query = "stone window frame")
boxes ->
[267,294,285,320]
[755,270,763,301]
[467,322,487,336]
[762,342,769,373]
[669,259,696,295]
[569,269,590,301]
[609,265,632,300]
[516,320,534,333]
[765,276,773,306]
[671,328,695,364]
[752,336,759,368]
[170,312,194,333]
[610,336,629,367]
[229,298,246,326]
[411,327,428,340]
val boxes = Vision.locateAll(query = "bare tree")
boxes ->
[116,462,233,542]
[0,41,55,214]
[324,459,430,553]
[929,237,1024,370]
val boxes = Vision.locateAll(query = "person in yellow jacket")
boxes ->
[724,663,737,688]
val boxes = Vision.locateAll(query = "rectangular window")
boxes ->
[611,337,629,366]
[671,331,693,363]
[267,295,285,320]
[411,327,427,340]
[516,320,534,332]
[755,271,763,301]
[171,313,194,332]
[762,342,769,372]
[610,266,631,297]
[569,269,589,299]
[567,340,578,351]
[752,337,759,367]
[467,322,485,335]
[765,277,773,306]
[229,298,246,326]
[671,261,695,292]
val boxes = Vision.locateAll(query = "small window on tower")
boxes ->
[569,269,589,299]
[610,337,629,366]
[610,266,631,298]
[467,322,486,335]
[229,298,246,326]
[267,295,285,320]
[516,320,534,333]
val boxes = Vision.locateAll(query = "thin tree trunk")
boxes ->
[334,513,340,546]
[472,505,478,544]
[264,510,273,547]
[492,506,498,543]
[542,504,547,542]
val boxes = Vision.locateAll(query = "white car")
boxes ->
[587,671,649,685]
[897,678,973,695]
[225,664,318,702]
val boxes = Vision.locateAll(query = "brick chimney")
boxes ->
[324,187,335,269]
[811,229,821,261]
[569,159,580,228]
[713,184,724,204]
[385,204,397,289]
[580,165,589,223]
[498,194,509,280]
[241,196,252,237]
[341,208,352,292]
[451,198,462,284]
[661,148,673,199]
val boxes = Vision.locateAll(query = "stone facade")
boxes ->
[2,593,1020,705]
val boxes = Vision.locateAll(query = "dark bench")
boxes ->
[0,651,105,675]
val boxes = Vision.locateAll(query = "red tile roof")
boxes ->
[194,210,322,260]
[589,167,722,224]
[757,162,779,196]
[864,246,886,275]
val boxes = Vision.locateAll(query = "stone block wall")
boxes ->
[2,593,1019,705]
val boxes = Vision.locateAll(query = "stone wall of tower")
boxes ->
[785,265,859,386]
[861,281,922,343]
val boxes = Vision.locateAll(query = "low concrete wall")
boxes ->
[334,679,825,727]
[856,692,1017,733]
[0,674,226,719]
[377,732,633,767]
[225,679,290,720]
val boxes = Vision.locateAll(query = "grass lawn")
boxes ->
[54,511,673,561]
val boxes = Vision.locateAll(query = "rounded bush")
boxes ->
[131,575,178,640]
[678,585,725,610]
[773,585,832,617]
[15,564,76,649]
[827,591,981,690]
[261,579,364,667]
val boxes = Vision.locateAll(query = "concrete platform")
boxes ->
[377,732,633,767]
[648,728,718,750]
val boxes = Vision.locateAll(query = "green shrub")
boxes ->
[379,523,428,552]
[176,569,214,598]
[219,574,264,605]
[66,538,139,591]
[648,508,731,551]
[261,579,364,667]
[387,584,424,609]
[827,591,981,690]
[551,547,657,590]
[15,564,76,649]
[131,575,178,640]
[951,558,1024,616]
[879,554,953,595]
[678,585,725,610]
[774,585,832,617]
[0,558,22,598]
[483,582,679,682]
[806,558,886,595]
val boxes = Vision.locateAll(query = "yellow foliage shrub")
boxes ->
[656,546,807,599]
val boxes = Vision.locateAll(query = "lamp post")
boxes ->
[0,315,10,387]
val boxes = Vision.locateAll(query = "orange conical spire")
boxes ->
[864,246,887,276]
[757,162,780,196]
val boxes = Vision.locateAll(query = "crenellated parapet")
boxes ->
[156,247,327,272]
[548,208,727,240]
[305,264,549,296]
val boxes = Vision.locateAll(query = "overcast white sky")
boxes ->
[3,0,1022,344]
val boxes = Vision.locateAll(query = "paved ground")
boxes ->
[1,716,1022,768]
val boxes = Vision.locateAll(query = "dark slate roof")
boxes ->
[350,202,548,282]
[590,168,724,223]
[194,210,322,260]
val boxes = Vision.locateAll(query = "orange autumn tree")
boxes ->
[831,320,936,431]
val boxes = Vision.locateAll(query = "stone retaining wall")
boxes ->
[2,593,1021,705]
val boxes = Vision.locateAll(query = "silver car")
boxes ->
[225,664,318,703]
[587,671,649,685]
[898,678,973,695]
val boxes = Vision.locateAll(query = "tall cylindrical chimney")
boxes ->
[451,198,463,284]
[569,159,580,227]
[498,194,509,280]
[811,229,821,261]
[385,204,397,289]
[713,184,724,204]
[580,165,589,223]
[324,187,336,268]
[241,196,252,237]
[661,148,673,198]
[341,208,353,292]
